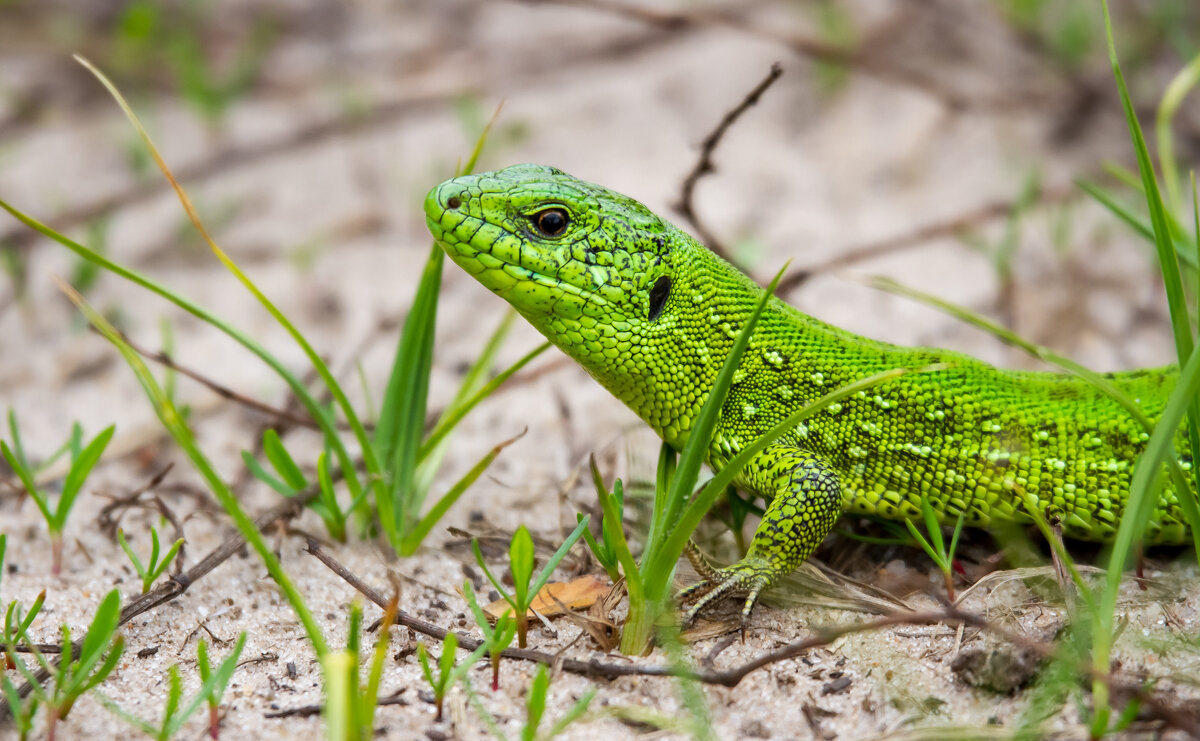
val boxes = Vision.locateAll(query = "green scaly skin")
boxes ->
[424,164,1189,623]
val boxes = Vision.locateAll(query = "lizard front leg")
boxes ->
[679,446,842,627]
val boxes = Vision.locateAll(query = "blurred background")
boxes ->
[1,2,1200,735]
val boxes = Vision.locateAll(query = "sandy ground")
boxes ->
[3,1,1200,739]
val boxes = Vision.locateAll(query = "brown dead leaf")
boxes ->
[477,573,611,620]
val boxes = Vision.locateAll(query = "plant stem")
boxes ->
[50,536,63,577]
[619,594,661,656]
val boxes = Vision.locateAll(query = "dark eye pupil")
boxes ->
[534,209,568,237]
[648,275,671,321]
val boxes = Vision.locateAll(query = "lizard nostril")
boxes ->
[446,196,462,209]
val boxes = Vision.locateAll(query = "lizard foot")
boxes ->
[677,555,777,630]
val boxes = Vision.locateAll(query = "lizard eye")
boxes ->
[648,275,671,321]
[530,208,570,238]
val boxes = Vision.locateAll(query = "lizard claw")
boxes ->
[677,556,775,631]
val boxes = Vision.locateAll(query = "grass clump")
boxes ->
[471,519,590,649]
[1,412,115,576]
[116,526,184,595]
[98,633,246,741]
[2,588,124,741]
[0,56,537,737]
[417,632,488,723]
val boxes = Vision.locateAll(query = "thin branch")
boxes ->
[264,693,409,719]
[304,537,1200,737]
[0,643,64,654]
[96,462,175,536]
[514,0,977,109]
[674,62,784,259]
[100,326,328,431]
[0,30,682,254]
[0,465,347,719]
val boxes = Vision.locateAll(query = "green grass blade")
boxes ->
[903,519,940,569]
[522,665,549,741]
[74,589,121,682]
[421,310,516,447]
[315,452,346,539]
[594,474,643,598]
[400,433,522,555]
[241,451,299,498]
[509,526,534,606]
[471,540,518,614]
[919,495,945,556]
[1156,50,1200,214]
[1077,179,1197,268]
[418,340,549,461]
[642,443,677,562]
[412,314,527,500]
[527,517,589,599]
[116,530,147,581]
[647,367,922,580]
[5,410,30,472]
[1103,17,1193,365]
[60,281,328,657]
[56,425,114,530]
[380,244,443,537]
[1,441,52,524]
[649,265,789,569]
[547,688,596,738]
[262,429,307,490]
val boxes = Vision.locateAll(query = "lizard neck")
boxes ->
[529,240,766,449]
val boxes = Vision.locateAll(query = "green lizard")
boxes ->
[424,164,1189,623]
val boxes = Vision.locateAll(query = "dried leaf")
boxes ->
[481,573,610,620]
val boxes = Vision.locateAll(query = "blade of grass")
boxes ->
[74,55,379,539]
[1095,6,1200,732]
[1077,179,1197,268]
[418,339,550,461]
[643,265,789,568]
[646,365,926,580]
[1101,25,1192,365]
[58,279,327,656]
[1156,50,1200,214]
[399,431,525,555]
[376,242,443,543]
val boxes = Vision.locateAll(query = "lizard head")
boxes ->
[424,163,683,345]
[425,163,761,442]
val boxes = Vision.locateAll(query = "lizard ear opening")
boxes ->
[648,275,671,321]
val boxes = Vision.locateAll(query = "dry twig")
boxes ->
[675,62,783,259]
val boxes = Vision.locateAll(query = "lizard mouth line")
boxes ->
[428,215,608,307]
